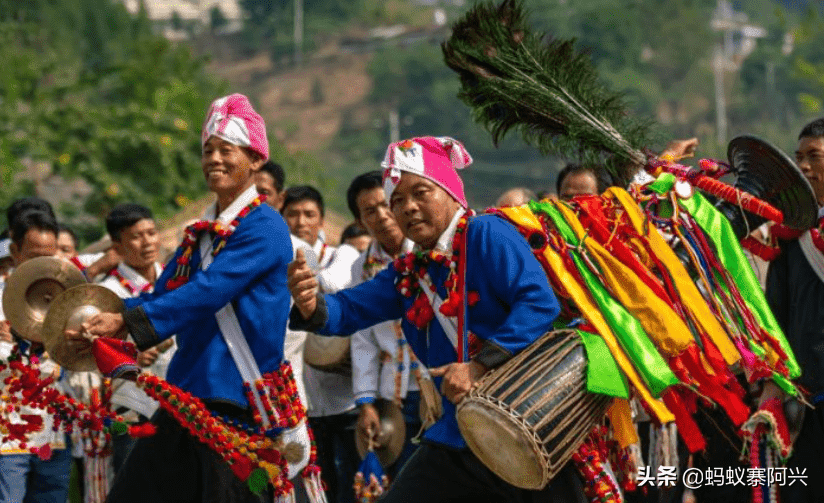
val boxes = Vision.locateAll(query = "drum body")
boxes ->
[457,330,610,490]
[303,334,351,375]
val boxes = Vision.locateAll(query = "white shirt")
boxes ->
[351,239,419,404]
[415,208,465,254]
[284,235,316,408]
[317,243,361,294]
[303,238,359,417]
[97,262,173,418]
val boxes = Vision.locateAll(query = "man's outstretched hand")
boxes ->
[64,312,128,344]
[660,137,699,161]
[287,248,319,320]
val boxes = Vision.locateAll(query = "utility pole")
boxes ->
[711,0,736,147]
[710,0,766,147]
[389,108,400,144]
[294,0,303,66]
[712,45,728,147]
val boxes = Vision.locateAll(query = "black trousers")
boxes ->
[381,443,587,503]
[309,412,361,503]
[105,409,272,503]
[780,404,824,503]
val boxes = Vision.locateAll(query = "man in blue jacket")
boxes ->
[80,94,297,503]
[289,136,585,502]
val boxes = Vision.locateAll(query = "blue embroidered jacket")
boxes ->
[123,203,293,409]
[290,214,560,448]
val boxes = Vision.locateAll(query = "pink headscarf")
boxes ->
[381,136,473,208]
[202,94,269,161]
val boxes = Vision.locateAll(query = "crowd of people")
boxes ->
[0,90,822,503]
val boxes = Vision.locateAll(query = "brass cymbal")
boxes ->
[355,399,407,468]
[42,284,124,371]
[2,256,87,342]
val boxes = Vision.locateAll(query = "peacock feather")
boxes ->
[442,0,654,186]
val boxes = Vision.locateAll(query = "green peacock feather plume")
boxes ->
[442,0,654,186]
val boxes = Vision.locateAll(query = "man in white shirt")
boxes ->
[55,223,119,280]
[0,208,72,503]
[345,171,421,478]
[96,203,173,472]
[256,168,317,409]
[282,186,360,503]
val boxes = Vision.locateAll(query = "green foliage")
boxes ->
[0,0,225,243]
[787,7,824,117]
[335,41,554,205]
[237,0,429,64]
[310,78,325,104]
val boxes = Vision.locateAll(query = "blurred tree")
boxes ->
[210,6,229,34]
[171,10,184,31]
[0,0,226,242]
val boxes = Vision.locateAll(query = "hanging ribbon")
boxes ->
[532,201,680,395]
[552,200,697,357]
[647,174,800,383]
[498,205,675,424]
[606,398,639,449]
[608,187,742,366]
[578,330,629,399]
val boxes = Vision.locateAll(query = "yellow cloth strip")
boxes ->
[607,398,640,449]
[500,206,675,423]
[607,188,741,366]
[552,201,694,356]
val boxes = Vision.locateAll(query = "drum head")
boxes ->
[304,334,351,374]
[458,398,548,489]
[457,330,611,490]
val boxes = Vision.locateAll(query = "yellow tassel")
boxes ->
[259,461,281,482]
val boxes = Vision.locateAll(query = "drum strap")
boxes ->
[457,215,470,363]
[414,216,472,362]
[417,274,459,350]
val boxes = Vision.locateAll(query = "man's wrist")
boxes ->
[468,360,488,379]
[357,398,377,409]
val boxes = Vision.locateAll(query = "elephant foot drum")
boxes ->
[457,329,611,490]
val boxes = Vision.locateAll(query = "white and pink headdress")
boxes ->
[202,93,269,161]
[381,136,473,208]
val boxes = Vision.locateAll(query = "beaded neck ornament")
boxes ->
[108,266,154,296]
[166,194,265,290]
[392,212,479,330]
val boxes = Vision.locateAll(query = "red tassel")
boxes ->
[661,389,706,453]
[771,224,804,241]
[34,444,52,460]
[678,346,751,426]
[691,175,783,224]
[467,291,480,306]
[257,448,281,464]
[128,422,157,438]
[230,455,254,481]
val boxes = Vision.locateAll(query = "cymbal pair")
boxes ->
[2,256,123,370]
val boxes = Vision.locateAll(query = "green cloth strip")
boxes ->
[531,200,679,396]
[648,173,801,381]
[578,329,630,398]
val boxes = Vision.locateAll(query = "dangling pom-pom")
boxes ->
[246,468,269,495]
